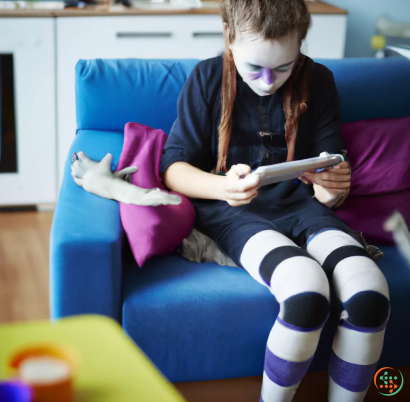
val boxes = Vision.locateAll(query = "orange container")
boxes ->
[7,344,77,402]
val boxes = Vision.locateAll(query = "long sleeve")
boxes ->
[160,63,215,174]
[310,66,346,158]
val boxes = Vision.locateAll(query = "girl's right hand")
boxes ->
[224,164,261,207]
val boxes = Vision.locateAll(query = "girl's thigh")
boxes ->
[306,229,389,316]
[202,217,279,268]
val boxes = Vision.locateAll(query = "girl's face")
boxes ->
[229,31,301,96]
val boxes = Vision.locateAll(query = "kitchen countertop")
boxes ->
[0,0,348,18]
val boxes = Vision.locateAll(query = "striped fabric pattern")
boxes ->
[307,230,390,402]
[241,230,330,402]
[240,229,390,402]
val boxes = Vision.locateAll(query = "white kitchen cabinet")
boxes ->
[0,18,56,206]
[302,15,347,59]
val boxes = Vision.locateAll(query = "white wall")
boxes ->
[326,0,410,57]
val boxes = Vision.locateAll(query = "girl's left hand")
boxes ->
[301,161,351,207]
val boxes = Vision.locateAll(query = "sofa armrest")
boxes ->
[50,129,125,321]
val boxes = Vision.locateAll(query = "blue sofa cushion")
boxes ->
[320,57,410,123]
[75,59,198,133]
[122,247,410,383]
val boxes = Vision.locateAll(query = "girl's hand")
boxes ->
[224,164,261,207]
[301,161,351,208]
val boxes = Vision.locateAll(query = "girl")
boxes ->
[160,0,390,401]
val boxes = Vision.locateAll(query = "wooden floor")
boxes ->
[0,211,52,324]
[1,211,409,401]
[176,368,410,402]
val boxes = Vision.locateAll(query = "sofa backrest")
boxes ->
[75,58,198,134]
[75,57,410,134]
[320,57,410,123]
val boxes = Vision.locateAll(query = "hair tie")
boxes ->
[300,102,307,113]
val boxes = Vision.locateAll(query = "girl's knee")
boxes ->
[343,290,390,329]
[337,261,390,329]
[260,248,331,330]
[280,291,330,330]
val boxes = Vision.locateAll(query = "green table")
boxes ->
[0,315,186,402]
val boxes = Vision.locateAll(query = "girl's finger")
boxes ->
[298,176,310,185]
[319,181,351,189]
[232,164,252,177]
[329,168,350,175]
[237,176,261,192]
[227,188,258,201]
[321,173,351,182]
[335,161,349,169]
[226,176,260,193]
[304,172,350,183]
[330,161,349,172]
[301,172,315,184]
[228,192,258,207]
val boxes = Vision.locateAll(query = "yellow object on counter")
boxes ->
[371,35,386,50]
[0,315,186,402]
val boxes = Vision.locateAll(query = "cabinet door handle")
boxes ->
[192,32,224,38]
[116,32,173,38]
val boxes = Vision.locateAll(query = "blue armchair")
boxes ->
[51,57,410,388]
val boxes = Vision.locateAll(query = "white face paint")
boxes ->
[230,31,301,96]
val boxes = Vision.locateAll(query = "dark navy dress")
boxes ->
[160,56,352,266]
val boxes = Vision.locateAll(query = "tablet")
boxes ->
[245,152,344,187]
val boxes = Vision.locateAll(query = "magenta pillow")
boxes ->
[337,192,410,245]
[340,117,410,196]
[336,117,410,245]
[117,122,195,267]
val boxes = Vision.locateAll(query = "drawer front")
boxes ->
[58,15,224,59]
